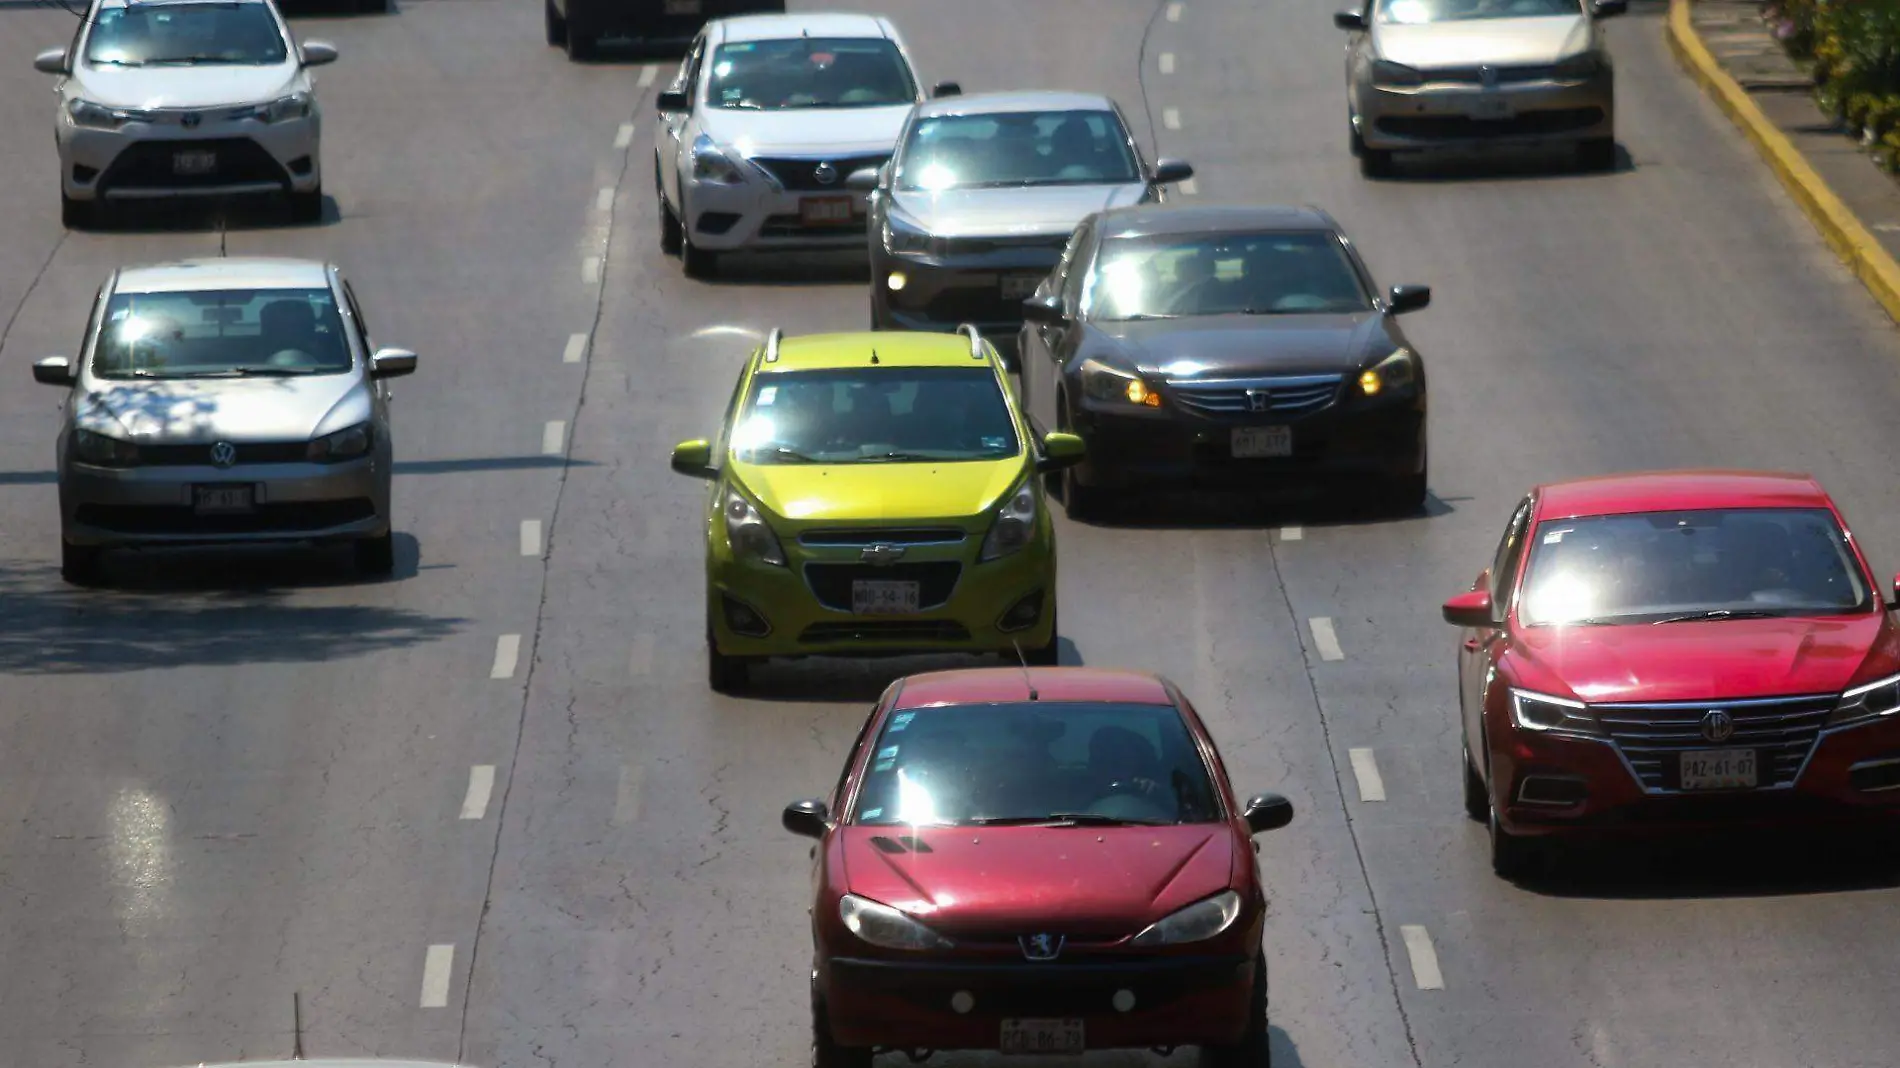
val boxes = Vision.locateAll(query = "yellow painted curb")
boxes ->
[1666,0,1900,326]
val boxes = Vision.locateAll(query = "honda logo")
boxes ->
[1700,709,1735,743]
[860,543,906,566]
[209,441,237,468]
[1246,389,1271,413]
[813,161,839,185]
[1019,933,1064,961]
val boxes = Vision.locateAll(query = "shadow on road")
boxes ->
[1518,826,1900,899]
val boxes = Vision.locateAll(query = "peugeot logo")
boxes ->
[812,161,839,185]
[1700,709,1735,743]
[1479,65,1499,88]
[209,441,237,468]
[180,112,201,129]
[1246,389,1272,413]
[860,543,906,566]
[1019,933,1064,961]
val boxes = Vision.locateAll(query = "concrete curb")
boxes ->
[1666,0,1900,326]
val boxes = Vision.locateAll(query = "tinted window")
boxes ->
[895,110,1140,191]
[1518,508,1871,626]
[731,366,1019,465]
[849,702,1222,827]
[708,38,914,110]
[1378,0,1583,23]
[85,3,288,67]
[1084,230,1371,320]
[93,288,352,379]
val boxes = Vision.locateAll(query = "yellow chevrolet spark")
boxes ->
[671,326,1085,692]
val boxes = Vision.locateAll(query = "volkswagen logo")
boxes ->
[180,112,201,129]
[812,161,839,185]
[1019,933,1064,961]
[1479,65,1499,88]
[1246,389,1272,413]
[860,543,906,567]
[209,441,237,468]
[1700,709,1735,743]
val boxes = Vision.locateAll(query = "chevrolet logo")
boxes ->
[860,543,906,566]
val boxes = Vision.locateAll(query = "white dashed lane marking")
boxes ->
[563,332,589,364]
[1163,107,1181,130]
[1167,1,1183,21]
[1159,52,1175,74]
[1281,525,1302,541]
[543,420,567,455]
[490,634,521,680]
[582,256,601,284]
[638,65,658,88]
[1309,617,1345,661]
[1348,748,1386,802]
[614,123,634,149]
[1179,177,1198,196]
[460,765,496,820]
[596,187,614,212]
[1400,925,1445,990]
[520,519,543,558]
[420,944,454,1007]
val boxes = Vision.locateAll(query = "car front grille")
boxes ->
[137,442,312,466]
[97,138,289,192]
[750,154,887,191]
[758,214,868,239]
[1419,65,1559,85]
[937,234,1070,258]
[799,620,973,644]
[798,527,968,547]
[1594,695,1834,792]
[76,498,377,535]
[919,288,1023,324]
[803,561,962,611]
[1167,374,1343,418]
[1375,108,1605,140]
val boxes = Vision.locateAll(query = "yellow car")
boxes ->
[671,326,1085,692]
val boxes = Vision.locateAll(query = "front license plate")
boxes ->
[800,195,855,226]
[1469,95,1514,120]
[1000,273,1043,300]
[1232,426,1293,458]
[662,0,700,12]
[1000,1019,1084,1055]
[1679,749,1758,790]
[851,579,919,615]
[173,150,218,176]
[193,484,255,515]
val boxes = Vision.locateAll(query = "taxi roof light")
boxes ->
[957,323,983,360]
[764,327,783,363]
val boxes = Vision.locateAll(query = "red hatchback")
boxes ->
[783,666,1294,1067]
[1444,470,1900,876]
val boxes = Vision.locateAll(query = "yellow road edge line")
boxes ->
[1666,0,1900,327]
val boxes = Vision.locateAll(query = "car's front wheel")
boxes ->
[706,606,752,693]
[1577,137,1616,172]
[544,0,567,45]
[657,163,683,256]
[1489,799,1542,879]
[811,996,872,1068]
[60,538,102,586]
[288,185,323,225]
[355,531,395,576]
[682,229,718,279]
[60,191,93,230]
[1462,738,1489,823]
[1201,951,1269,1068]
[1022,609,1059,665]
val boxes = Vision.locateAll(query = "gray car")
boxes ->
[34,256,417,584]
[1336,0,1626,177]
[859,90,1192,348]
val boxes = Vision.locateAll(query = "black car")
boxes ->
[1016,204,1431,516]
[546,0,782,61]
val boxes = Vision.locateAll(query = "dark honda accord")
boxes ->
[1016,204,1430,517]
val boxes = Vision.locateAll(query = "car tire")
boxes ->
[1022,610,1059,666]
[811,996,872,1068]
[1359,147,1394,179]
[657,164,683,256]
[288,186,323,225]
[60,191,94,231]
[544,0,567,45]
[1489,799,1541,880]
[562,3,596,61]
[1577,137,1616,173]
[1462,739,1489,823]
[1380,464,1427,515]
[61,539,102,586]
[355,531,396,576]
[706,609,752,694]
[1348,118,1366,159]
[682,231,718,280]
[1201,952,1269,1068]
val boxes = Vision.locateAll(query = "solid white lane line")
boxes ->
[563,332,589,364]
[1400,925,1445,990]
[1281,525,1302,541]
[614,123,634,148]
[1159,52,1176,74]
[520,519,543,558]
[582,256,601,284]
[460,765,496,820]
[1309,617,1345,661]
[628,632,655,677]
[490,634,521,680]
[1179,177,1198,196]
[542,420,566,455]
[638,65,658,88]
[1163,107,1181,130]
[1348,748,1386,802]
[420,944,454,1007]
[614,763,644,824]
[596,187,614,212]
[1167,1,1183,21]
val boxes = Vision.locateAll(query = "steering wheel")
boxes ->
[266,348,316,368]
[1165,277,1218,315]
[1080,790,1173,822]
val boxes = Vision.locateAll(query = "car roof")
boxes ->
[1534,469,1833,520]
[713,11,893,42]
[98,0,269,9]
[891,667,1176,710]
[186,1061,463,1068]
[758,331,992,372]
[913,90,1118,119]
[1097,203,1339,239]
[114,257,332,294]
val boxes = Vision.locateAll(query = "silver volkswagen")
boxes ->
[34,257,416,583]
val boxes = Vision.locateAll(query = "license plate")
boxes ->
[1000,274,1042,300]
[663,0,699,12]
[193,484,255,514]
[1000,1019,1084,1055]
[851,579,919,615]
[1679,749,1757,790]
[800,195,855,226]
[1232,426,1292,458]
[1469,96,1514,120]
[173,150,217,176]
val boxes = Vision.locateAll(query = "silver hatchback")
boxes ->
[34,257,416,583]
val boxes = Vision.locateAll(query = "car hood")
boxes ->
[734,458,1025,523]
[840,824,1235,938]
[1510,615,1889,703]
[78,376,367,443]
[1375,16,1591,67]
[704,105,913,157]
[70,63,302,110]
[1095,314,1382,378]
[891,184,1147,239]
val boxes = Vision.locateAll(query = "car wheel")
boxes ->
[1359,147,1395,179]
[562,3,596,60]
[811,996,872,1068]
[706,608,751,694]
[1577,137,1616,173]
[355,531,396,576]
[1022,610,1059,666]
[657,164,683,256]
[288,186,323,225]
[544,0,567,45]
[1380,464,1427,515]
[682,230,718,280]
[1488,798,1540,879]
[1201,951,1269,1068]
[1348,118,1365,159]
[1462,739,1489,823]
[61,539,102,586]
[60,191,93,231]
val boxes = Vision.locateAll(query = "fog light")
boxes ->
[951,991,975,1014]
[887,270,908,291]
[998,590,1043,633]
[720,594,771,637]
[1112,989,1135,1013]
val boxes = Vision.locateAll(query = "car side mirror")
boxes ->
[1036,431,1086,473]
[1021,295,1064,324]
[657,89,689,113]
[1334,9,1368,30]
[1151,158,1194,185]
[369,348,417,378]
[672,438,716,478]
[1890,572,1900,607]
[32,356,74,386]
[1243,793,1294,834]
[300,40,338,67]
[1589,0,1627,17]
[783,798,829,839]
[1387,284,1431,314]
[846,166,881,191]
[931,80,962,98]
[1443,589,1496,627]
[33,47,69,75]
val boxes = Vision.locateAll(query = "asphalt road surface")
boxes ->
[3,0,1900,1066]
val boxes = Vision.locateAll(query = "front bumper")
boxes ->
[871,243,1064,335]
[60,455,388,547]
[682,169,878,253]
[1354,72,1612,151]
[59,110,320,202]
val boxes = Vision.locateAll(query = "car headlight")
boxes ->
[1079,357,1161,408]
[839,893,953,951]
[71,428,139,467]
[252,92,313,123]
[1129,890,1242,947]
[1370,60,1424,88]
[1553,52,1603,80]
[723,484,786,566]
[978,475,1038,562]
[1830,674,1900,728]
[308,422,372,463]
[67,99,127,130]
[1357,347,1417,397]
[1509,688,1602,737]
[691,134,747,185]
[883,211,933,256]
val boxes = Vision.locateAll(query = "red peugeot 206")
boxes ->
[783,667,1294,1068]
[1445,470,1900,877]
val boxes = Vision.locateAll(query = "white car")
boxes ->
[652,11,956,278]
[34,0,336,229]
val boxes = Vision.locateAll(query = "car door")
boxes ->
[658,31,707,213]
[61,283,108,447]
[1460,495,1532,760]
[1022,221,1093,433]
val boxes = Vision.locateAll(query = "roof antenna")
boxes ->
[1009,640,1039,700]
[869,349,880,365]
[291,991,306,1059]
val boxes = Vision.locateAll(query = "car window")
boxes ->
[707,37,915,110]
[91,288,353,379]
[84,2,288,67]
[1083,230,1372,320]
[1057,223,1093,309]
[848,701,1223,827]
[1518,508,1872,625]
[341,281,371,351]
[894,109,1140,191]
[731,365,1020,465]
[1490,497,1531,605]
[1378,0,1584,23]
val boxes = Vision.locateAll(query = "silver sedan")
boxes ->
[1336,0,1626,176]
[33,256,416,584]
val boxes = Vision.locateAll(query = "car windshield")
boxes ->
[1378,0,1582,23]
[849,702,1223,827]
[730,366,1019,465]
[84,2,288,67]
[707,37,915,110]
[92,288,353,379]
[894,109,1141,191]
[1518,508,1872,626]
[1084,230,1372,319]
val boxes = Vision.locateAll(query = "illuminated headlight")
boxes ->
[979,476,1038,562]
[71,428,139,466]
[691,134,747,184]
[1553,52,1603,80]
[1830,674,1900,728]
[1080,357,1161,408]
[723,484,786,566]
[251,92,313,123]
[839,893,953,951]
[1371,60,1423,88]
[1357,347,1416,397]
[883,212,932,256]
[68,99,128,130]
[1129,890,1242,947]
[1509,688,1601,737]
[308,422,372,462]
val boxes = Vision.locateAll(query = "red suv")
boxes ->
[782,666,1295,1067]
[1444,470,1900,877]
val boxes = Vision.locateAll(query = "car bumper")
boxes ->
[871,244,1064,336]
[562,0,759,37]
[682,176,874,253]
[59,112,321,202]
[1354,73,1612,151]
[60,457,388,547]
[820,954,1255,1052]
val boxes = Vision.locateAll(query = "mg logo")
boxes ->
[1019,933,1064,961]
[209,441,237,468]
[812,161,839,185]
[1246,389,1271,413]
[1700,709,1736,743]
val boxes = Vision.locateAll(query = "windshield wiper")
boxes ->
[1651,609,1787,625]
[858,450,954,463]
[1114,312,1178,321]
[763,446,822,463]
[146,55,255,65]
[965,813,1169,827]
